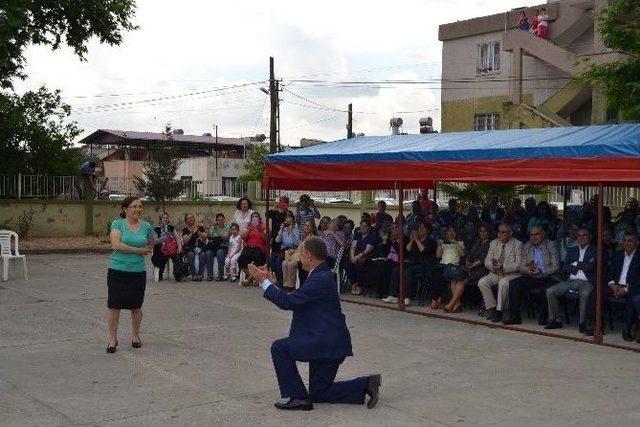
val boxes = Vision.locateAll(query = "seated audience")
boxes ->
[478,223,524,322]
[238,212,267,286]
[273,212,301,285]
[383,222,437,306]
[206,213,230,281]
[527,201,557,240]
[481,197,505,230]
[295,194,321,233]
[224,223,243,281]
[372,200,393,232]
[151,212,182,281]
[503,226,560,325]
[367,223,399,298]
[464,224,491,285]
[182,213,207,281]
[320,218,345,270]
[608,232,640,342]
[545,227,595,335]
[348,220,376,295]
[435,198,465,237]
[436,227,467,312]
[404,201,425,236]
[267,195,291,259]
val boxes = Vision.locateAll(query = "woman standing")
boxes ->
[233,197,254,229]
[151,212,182,281]
[320,218,345,269]
[107,196,155,353]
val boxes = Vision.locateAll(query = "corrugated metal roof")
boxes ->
[79,129,252,148]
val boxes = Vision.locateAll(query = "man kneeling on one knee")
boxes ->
[545,227,595,335]
[478,223,523,323]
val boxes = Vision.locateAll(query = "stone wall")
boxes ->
[0,199,393,238]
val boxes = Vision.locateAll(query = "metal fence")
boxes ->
[1,175,638,208]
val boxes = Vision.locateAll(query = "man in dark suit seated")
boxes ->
[607,231,640,342]
[247,236,382,411]
[545,227,595,335]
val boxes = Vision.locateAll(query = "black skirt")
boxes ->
[237,246,267,269]
[107,268,146,309]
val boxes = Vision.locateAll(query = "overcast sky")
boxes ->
[16,0,542,146]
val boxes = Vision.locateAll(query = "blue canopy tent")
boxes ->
[263,124,640,348]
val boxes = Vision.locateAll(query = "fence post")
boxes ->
[17,173,22,199]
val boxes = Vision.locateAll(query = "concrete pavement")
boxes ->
[1,254,639,426]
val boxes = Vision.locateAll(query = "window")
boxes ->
[476,41,500,74]
[474,114,500,131]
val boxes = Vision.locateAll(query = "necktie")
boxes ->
[499,243,506,263]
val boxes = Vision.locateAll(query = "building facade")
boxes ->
[438,0,623,132]
[80,129,252,198]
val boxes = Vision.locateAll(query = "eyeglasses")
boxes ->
[498,230,509,234]
[529,232,541,236]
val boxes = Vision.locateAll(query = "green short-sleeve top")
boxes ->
[109,218,155,272]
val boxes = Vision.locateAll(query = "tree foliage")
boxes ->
[134,125,184,203]
[581,0,640,121]
[0,87,83,175]
[0,0,138,88]
[438,183,548,209]
[237,143,270,183]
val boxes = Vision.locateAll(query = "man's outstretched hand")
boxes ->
[247,263,277,285]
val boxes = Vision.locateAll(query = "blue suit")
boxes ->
[264,263,367,403]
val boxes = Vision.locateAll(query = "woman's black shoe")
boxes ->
[131,340,142,349]
[106,340,118,354]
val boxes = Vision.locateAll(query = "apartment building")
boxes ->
[438,0,624,132]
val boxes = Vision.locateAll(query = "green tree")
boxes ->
[581,0,640,121]
[134,125,184,204]
[438,183,548,209]
[237,143,270,183]
[0,1,138,89]
[0,87,82,175]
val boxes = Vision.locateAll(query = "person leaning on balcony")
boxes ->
[529,9,539,35]
[503,225,560,326]
[477,222,523,323]
[537,8,549,39]
[182,212,206,281]
[106,196,155,354]
[516,10,530,31]
[545,227,595,335]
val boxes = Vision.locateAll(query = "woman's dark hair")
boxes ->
[120,196,140,218]
[236,197,252,210]
[285,211,296,224]
[230,222,240,230]
[344,219,355,230]
[184,212,195,221]
[215,213,225,220]
[535,201,552,219]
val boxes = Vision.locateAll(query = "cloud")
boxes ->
[14,0,542,145]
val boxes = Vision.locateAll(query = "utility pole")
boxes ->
[213,124,219,180]
[347,103,353,139]
[269,57,279,154]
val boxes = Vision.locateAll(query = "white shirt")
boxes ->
[618,250,637,286]
[569,245,589,282]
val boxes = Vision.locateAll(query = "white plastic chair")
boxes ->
[0,230,28,282]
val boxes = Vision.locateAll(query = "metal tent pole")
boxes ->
[595,183,604,344]
[398,182,405,310]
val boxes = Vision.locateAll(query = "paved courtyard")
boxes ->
[2,254,640,426]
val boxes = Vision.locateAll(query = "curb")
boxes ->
[22,248,112,255]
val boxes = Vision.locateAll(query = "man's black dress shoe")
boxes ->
[365,374,382,409]
[578,322,594,336]
[274,398,313,411]
[622,328,634,342]
[502,316,521,325]
[544,320,563,330]
[490,310,502,323]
